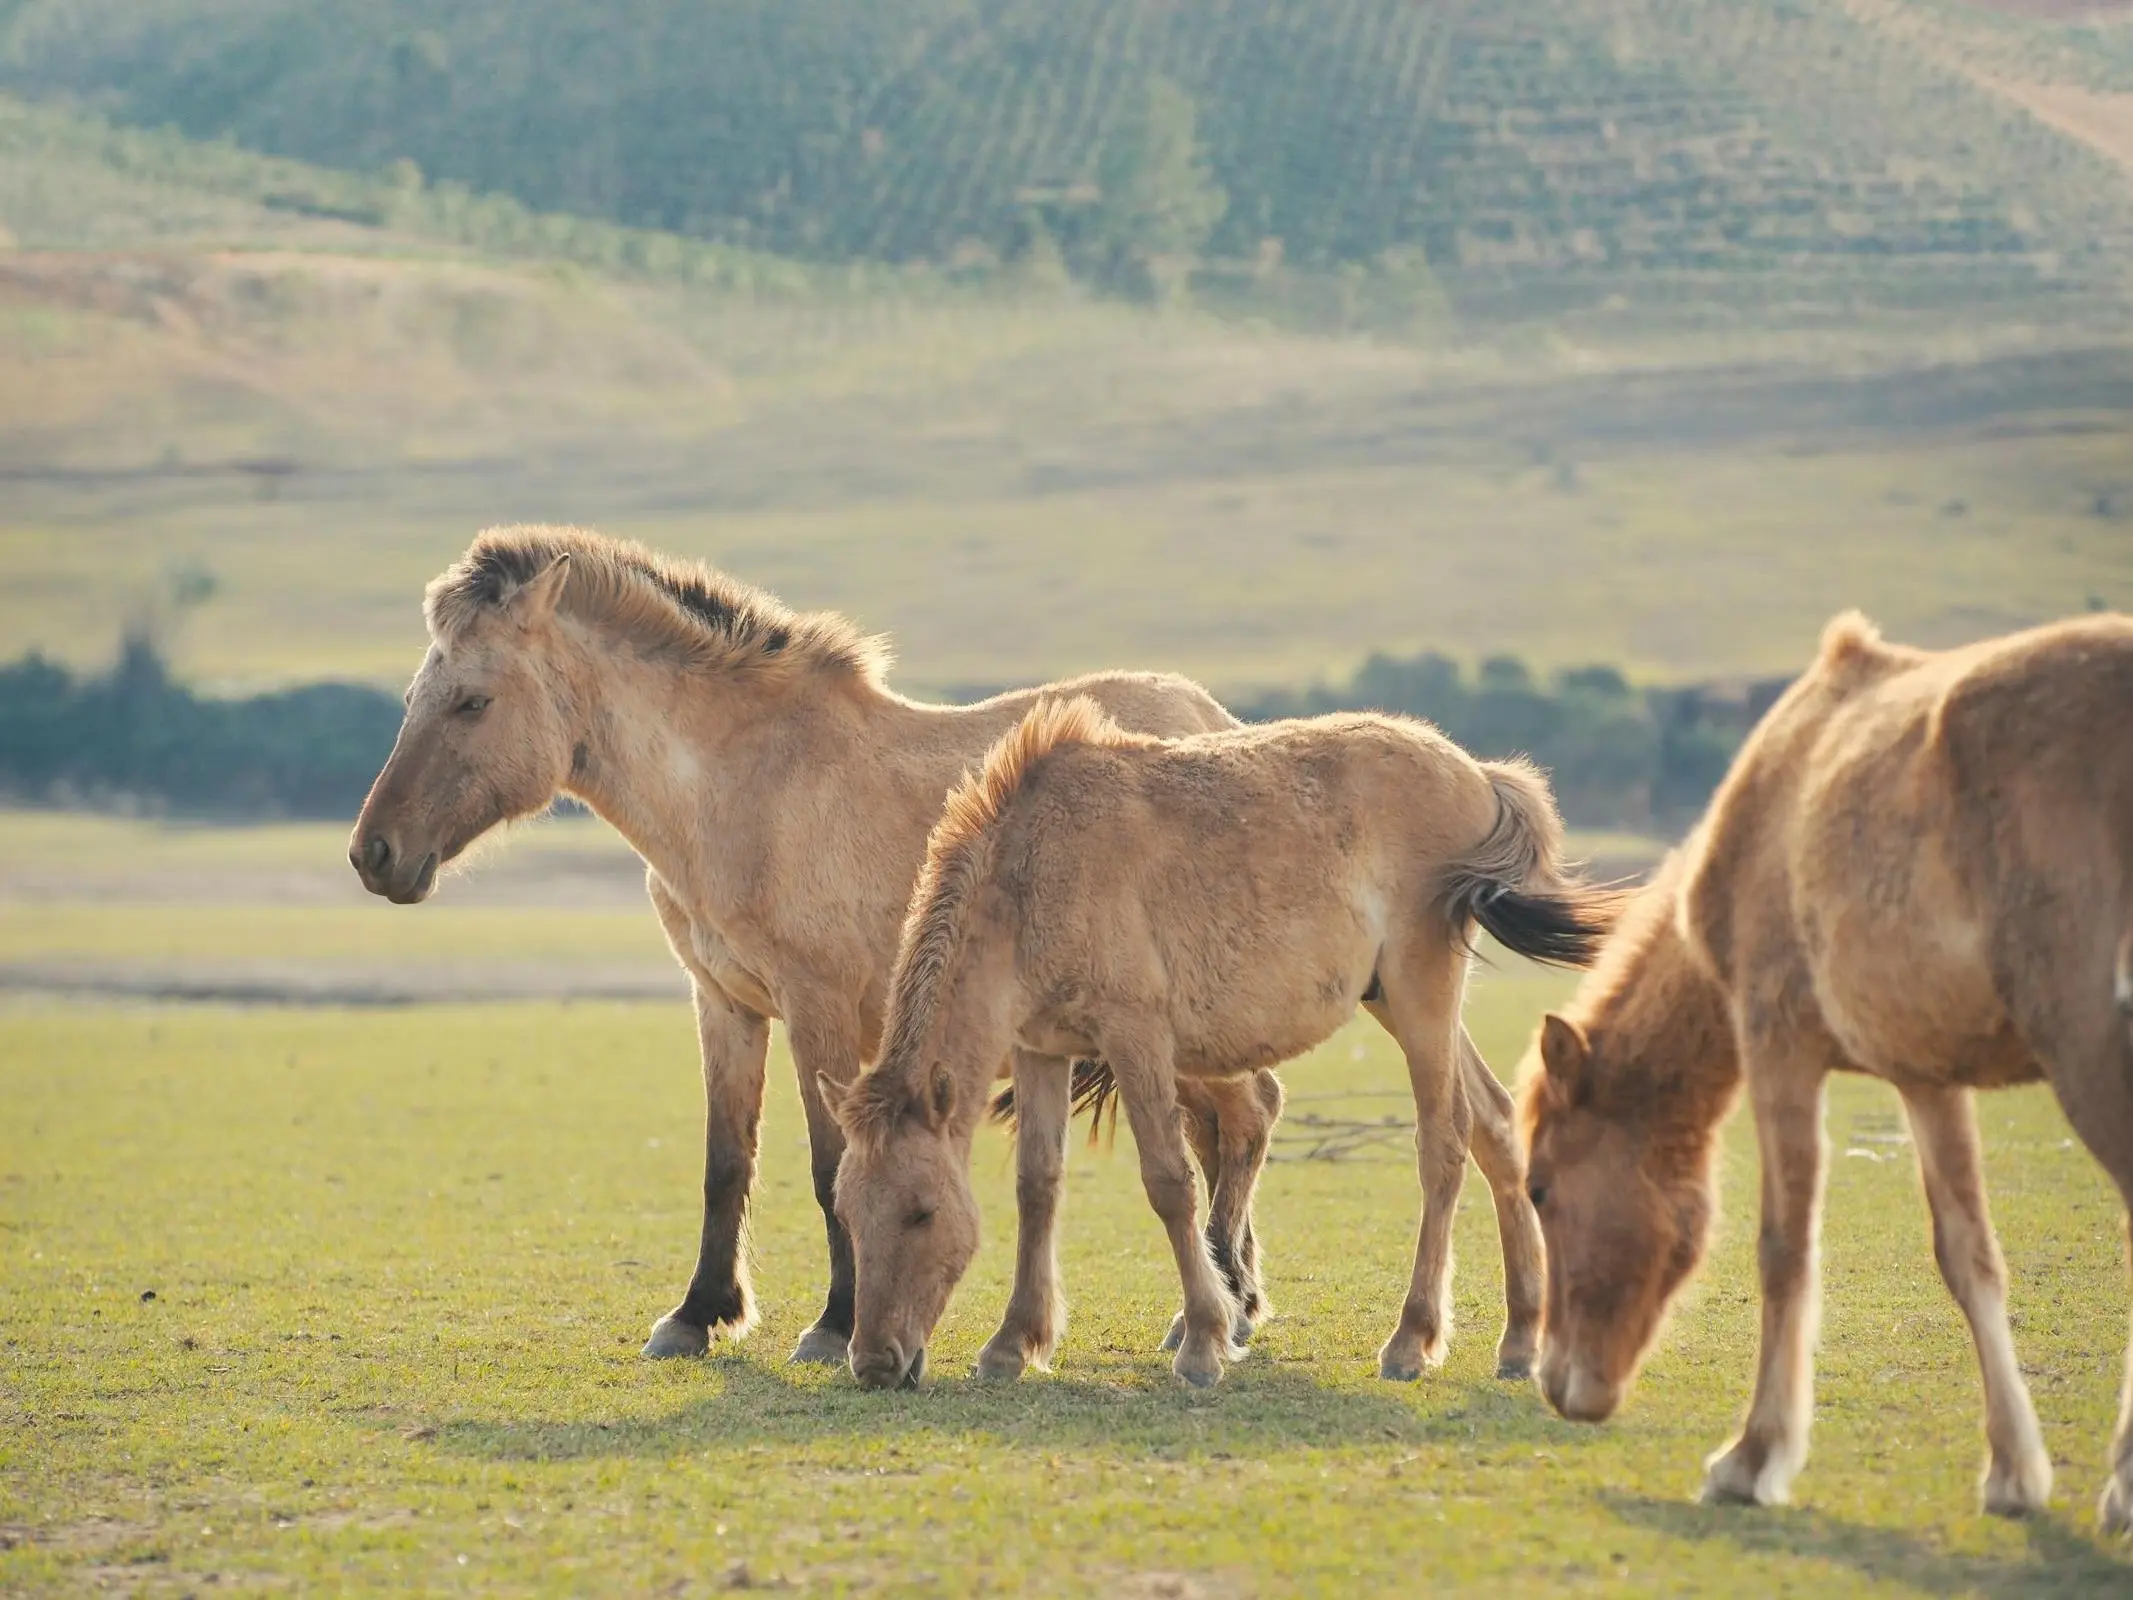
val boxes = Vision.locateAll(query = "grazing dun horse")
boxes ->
[831,698,1611,1390]
[1520,611,2133,1531]
[349,525,1295,1363]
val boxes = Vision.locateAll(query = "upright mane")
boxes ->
[424,524,890,683]
[845,696,1147,1148]
[1521,846,1739,1129]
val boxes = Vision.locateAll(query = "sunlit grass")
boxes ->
[2,989,2127,1593]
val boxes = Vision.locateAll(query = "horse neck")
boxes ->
[554,621,883,886]
[884,910,1021,1145]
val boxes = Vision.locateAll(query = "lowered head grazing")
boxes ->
[1521,1015,1715,1421]
[829,1066,981,1390]
[1517,867,1739,1423]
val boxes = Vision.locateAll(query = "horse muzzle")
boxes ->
[851,1340,926,1391]
[1539,1350,1622,1424]
[350,833,439,904]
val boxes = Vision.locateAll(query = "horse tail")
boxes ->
[1437,757,1624,967]
[987,1058,1121,1145]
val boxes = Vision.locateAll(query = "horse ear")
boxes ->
[925,1065,956,1129]
[817,1072,849,1132]
[1539,1013,1590,1093]
[510,554,572,625]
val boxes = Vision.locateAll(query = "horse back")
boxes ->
[1681,613,2133,1087]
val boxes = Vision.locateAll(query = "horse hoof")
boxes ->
[2100,1473,2133,1536]
[1378,1356,1422,1383]
[788,1324,850,1367]
[1173,1358,1222,1389]
[1981,1451,2051,1519]
[1231,1312,1257,1346]
[641,1314,710,1359]
[1700,1442,1792,1508]
[1495,1353,1534,1382]
[1159,1312,1186,1353]
[974,1342,1028,1382]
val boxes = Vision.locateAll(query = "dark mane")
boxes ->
[424,525,890,683]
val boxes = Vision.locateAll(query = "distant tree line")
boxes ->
[0,635,403,818]
[1228,650,1788,835]
[0,637,1782,831]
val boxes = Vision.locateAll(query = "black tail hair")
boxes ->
[987,1057,1120,1143]
[1441,876,1624,967]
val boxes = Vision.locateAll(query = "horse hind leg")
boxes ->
[1900,1083,2051,1517]
[1456,1026,1544,1380]
[1107,1028,1242,1388]
[1371,937,1471,1382]
[1170,1071,1280,1350]
[2025,975,2133,1534]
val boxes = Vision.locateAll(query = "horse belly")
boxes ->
[1808,904,2033,1088]
[1173,969,1363,1077]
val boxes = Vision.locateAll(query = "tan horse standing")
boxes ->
[831,699,1607,1390]
[349,525,1289,1364]
[1520,611,2133,1531]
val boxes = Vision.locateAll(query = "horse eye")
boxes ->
[1527,1182,1549,1210]
[456,694,491,716]
[904,1208,933,1229]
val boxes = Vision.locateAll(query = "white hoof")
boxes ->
[1700,1439,1797,1508]
[1981,1449,2052,1519]
[2100,1471,2133,1537]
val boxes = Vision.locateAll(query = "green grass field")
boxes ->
[4,980,2130,1594]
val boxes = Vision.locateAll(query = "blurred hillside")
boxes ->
[1,7,2130,702]
[7,0,2133,330]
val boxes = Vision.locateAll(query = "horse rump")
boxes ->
[1438,757,1624,967]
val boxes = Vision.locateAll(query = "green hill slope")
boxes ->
[7,0,2133,327]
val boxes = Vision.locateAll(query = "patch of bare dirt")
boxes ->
[1961,1,2133,17]
[0,959,684,1007]
[1984,78,2133,177]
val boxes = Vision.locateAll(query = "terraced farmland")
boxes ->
[8,0,2133,326]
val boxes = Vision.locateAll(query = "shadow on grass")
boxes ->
[427,1355,1571,1463]
[1604,1490,2130,1597]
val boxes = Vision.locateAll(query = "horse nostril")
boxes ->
[363,835,391,875]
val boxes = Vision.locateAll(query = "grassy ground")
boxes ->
[3,981,2129,1595]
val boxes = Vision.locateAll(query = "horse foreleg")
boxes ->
[1375,946,1470,1382]
[1167,1072,1279,1351]
[1457,1025,1544,1381]
[1702,1054,1829,1507]
[786,1002,869,1366]
[1109,1030,1241,1388]
[978,1050,1072,1380]
[643,980,771,1357]
[1901,1083,2051,1517]
[1160,1084,1226,1354]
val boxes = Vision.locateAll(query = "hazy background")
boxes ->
[2,0,2131,999]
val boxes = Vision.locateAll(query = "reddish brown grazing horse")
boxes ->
[348,525,1285,1365]
[1521,610,2133,1531]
